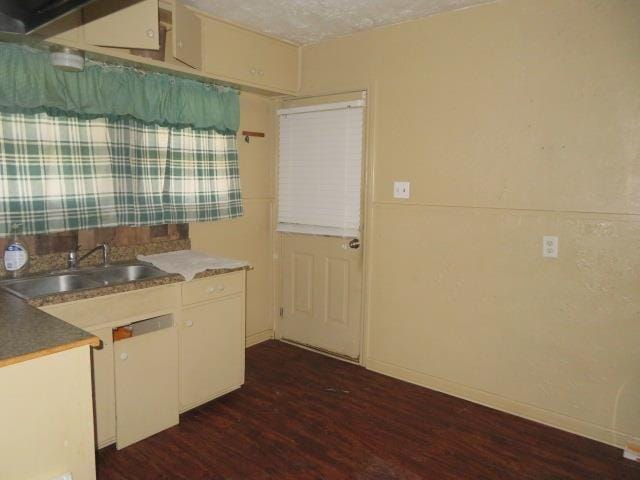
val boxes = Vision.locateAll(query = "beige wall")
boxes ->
[301,0,640,446]
[191,92,276,345]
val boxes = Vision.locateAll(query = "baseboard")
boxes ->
[279,338,360,365]
[97,437,115,450]
[179,384,242,413]
[366,357,633,449]
[246,330,274,348]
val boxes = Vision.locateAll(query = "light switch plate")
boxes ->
[542,236,559,258]
[394,181,410,199]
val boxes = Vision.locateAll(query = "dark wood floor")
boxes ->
[97,340,640,480]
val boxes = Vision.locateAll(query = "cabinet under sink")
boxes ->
[113,314,179,449]
[40,270,246,449]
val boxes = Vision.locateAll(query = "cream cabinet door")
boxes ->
[83,0,159,49]
[173,0,202,68]
[180,295,245,410]
[202,18,258,85]
[114,322,179,449]
[202,16,298,93]
[253,34,299,92]
[89,327,116,448]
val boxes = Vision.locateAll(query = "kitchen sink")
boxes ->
[1,274,102,299]
[0,263,168,300]
[86,265,167,285]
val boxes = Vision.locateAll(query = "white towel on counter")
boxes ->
[137,250,250,281]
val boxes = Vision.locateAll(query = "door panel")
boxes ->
[292,253,313,315]
[325,258,349,325]
[281,234,362,359]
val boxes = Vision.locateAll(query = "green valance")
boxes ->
[0,42,240,133]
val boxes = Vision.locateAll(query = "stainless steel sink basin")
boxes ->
[85,264,167,285]
[0,263,168,300]
[1,274,102,299]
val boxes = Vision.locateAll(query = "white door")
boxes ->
[277,96,366,360]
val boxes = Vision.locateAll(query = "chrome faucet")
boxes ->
[67,243,110,269]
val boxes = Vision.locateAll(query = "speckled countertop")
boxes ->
[0,290,99,368]
[0,263,251,368]
[27,265,252,307]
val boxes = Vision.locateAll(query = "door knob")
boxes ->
[120,352,128,361]
[348,238,360,249]
[185,319,194,327]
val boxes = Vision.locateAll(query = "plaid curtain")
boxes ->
[163,128,243,223]
[107,120,169,226]
[0,111,242,236]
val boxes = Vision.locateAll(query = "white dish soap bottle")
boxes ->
[3,224,29,277]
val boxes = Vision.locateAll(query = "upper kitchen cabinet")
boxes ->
[83,0,160,49]
[36,10,83,45]
[202,16,299,94]
[39,0,298,95]
[173,0,202,69]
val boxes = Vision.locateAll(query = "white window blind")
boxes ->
[277,100,364,237]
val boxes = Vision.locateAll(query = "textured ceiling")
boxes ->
[184,0,497,45]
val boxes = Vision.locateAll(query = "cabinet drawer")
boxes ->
[181,271,243,306]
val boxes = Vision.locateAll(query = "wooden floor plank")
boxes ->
[97,340,640,479]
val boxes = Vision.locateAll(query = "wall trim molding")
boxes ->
[246,330,274,348]
[366,357,632,449]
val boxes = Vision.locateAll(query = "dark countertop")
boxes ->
[0,264,251,368]
[0,290,99,368]
[28,265,252,307]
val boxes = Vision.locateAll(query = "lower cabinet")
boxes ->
[40,271,246,450]
[180,294,245,410]
[114,315,179,449]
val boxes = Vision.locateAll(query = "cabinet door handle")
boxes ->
[177,40,184,49]
[250,67,257,75]
[217,285,226,292]
[185,319,194,328]
[146,29,155,38]
[207,286,215,294]
[120,352,128,361]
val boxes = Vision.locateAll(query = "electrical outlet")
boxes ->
[393,181,410,199]
[542,236,559,258]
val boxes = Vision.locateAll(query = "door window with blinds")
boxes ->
[277,100,364,237]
